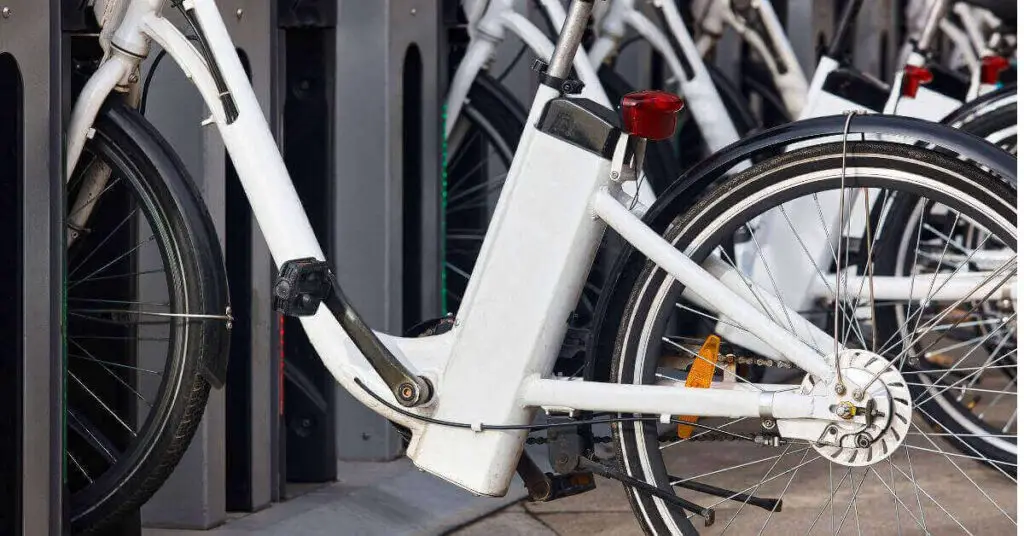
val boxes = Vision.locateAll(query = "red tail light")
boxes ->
[901,65,933,98]
[980,55,1010,85]
[621,91,684,141]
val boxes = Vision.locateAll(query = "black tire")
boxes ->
[872,193,1017,476]
[67,100,229,533]
[602,142,1015,534]
[944,84,1017,155]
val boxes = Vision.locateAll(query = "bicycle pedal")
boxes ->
[545,471,597,501]
[273,258,333,316]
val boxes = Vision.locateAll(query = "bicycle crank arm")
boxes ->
[273,258,432,406]
[670,476,782,513]
[577,457,715,526]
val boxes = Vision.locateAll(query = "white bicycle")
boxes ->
[67,0,1016,533]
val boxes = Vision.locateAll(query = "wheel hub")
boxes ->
[807,350,912,467]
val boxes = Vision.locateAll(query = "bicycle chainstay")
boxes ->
[529,350,797,445]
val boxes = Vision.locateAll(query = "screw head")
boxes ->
[397,382,416,401]
[833,383,846,395]
[274,279,292,298]
[852,389,864,401]
[235,8,244,19]
[410,8,417,16]
[1,7,10,18]
[761,419,776,430]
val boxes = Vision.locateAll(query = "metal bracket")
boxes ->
[532,59,585,95]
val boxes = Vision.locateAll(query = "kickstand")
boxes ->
[577,457,715,527]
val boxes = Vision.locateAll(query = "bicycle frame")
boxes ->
[67,0,1010,498]
[691,0,808,119]
[446,0,655,205]
[588,0,741,153]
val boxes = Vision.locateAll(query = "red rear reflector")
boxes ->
[981,55,1010,85]
[901,65,933,98]
[621,91,684,141]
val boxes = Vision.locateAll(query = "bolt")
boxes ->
[855,433,872,448]
[397,382,417,402]
[274,279,292,298]
[761,419,776,430]
[1,7,10,18]
[610,170,620,180]
[235,8,244,19]
[826,425,839,435]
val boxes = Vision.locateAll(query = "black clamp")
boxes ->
[532,59,585,95]
[273,258,334,316]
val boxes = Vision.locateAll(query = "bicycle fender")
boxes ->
[651,115,1016,239]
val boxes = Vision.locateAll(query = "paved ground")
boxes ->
[450,431,1017,535]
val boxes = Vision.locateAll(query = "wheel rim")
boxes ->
[614,145,1016,534]
[66,135,189,520]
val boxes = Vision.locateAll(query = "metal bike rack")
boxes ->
[220,0,281,513]
[851,0,901,81]
[780,0,837,77]
[0,1,65,535]
[138,0,283,528]
[137,5,231,529]
[328,0,443,461]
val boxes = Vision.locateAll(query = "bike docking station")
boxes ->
[50,0,515,534]
[779,0,901,81]
[0,1,65,535]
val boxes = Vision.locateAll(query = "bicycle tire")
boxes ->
[873,193,1017,475]
[68,99,229,533]
[944,84,1017,155]
[601,141,1015,534]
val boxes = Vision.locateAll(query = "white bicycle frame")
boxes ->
[446,0,656,204]
[690,0,809,119]
[587,0,742,153]
[67,0,1012,498]
[581,0,1015,358]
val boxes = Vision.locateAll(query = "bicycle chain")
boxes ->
[526,353,794,445]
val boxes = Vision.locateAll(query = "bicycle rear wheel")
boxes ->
[67,100,229,533]
[603,141,1015,534]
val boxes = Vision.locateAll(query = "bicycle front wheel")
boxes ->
[67,100,229,533]
[605,141,1016,534]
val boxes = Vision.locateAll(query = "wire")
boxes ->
[139,49,168,116]
[354,377,754,440]
[495,44,528,82]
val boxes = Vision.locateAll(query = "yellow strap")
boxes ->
[677,335,720,439]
